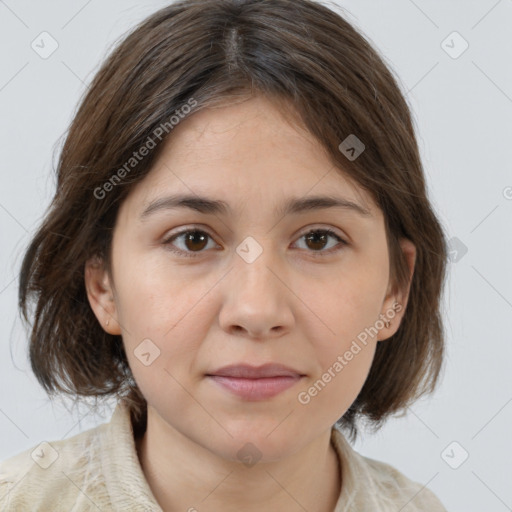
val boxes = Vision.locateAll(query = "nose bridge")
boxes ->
[218,235,293,337]
[233,234,282,298]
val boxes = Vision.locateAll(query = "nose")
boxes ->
[218,242,294,339]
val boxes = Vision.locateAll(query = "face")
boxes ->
[86,95,415,463]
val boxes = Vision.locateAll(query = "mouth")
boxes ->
[205,363,306,401]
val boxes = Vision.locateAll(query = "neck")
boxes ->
[134,408,341,512]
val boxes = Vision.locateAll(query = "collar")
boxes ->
[100,401,370,511]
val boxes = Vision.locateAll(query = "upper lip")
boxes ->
[206,363,305,379]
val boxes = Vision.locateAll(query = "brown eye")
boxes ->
[294,228,347,256]
[163,229,217,257]
[304,231,329,251]
[182,230,209,251]
[163,227,347,259]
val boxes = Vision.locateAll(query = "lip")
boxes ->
[205,363,306,401]
[207,363,304,379]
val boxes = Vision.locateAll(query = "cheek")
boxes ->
[296,267,385,411]
[307,268,386,349]
[114,259,215,391]
[113,249,196,332]
[297,285,379,422]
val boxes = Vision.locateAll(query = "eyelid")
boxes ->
[295,224,346,241]
[162,224,217,244]
[162,224,348,258]
[162,225,220,257]
[293,227,347,257]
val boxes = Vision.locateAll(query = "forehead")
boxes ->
[156,96,315,170]
[122,95,379,219]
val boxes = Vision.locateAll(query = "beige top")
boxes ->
[0,401,447,511]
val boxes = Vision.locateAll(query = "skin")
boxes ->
[85,94,416,512]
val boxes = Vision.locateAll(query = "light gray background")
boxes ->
[1,1,511,510]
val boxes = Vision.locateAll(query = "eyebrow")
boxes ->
[139,193,372,220]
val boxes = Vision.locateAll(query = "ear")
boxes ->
[84,255,122,335]
[377,238,416,341]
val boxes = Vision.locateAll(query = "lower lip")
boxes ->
[207,375,303,400]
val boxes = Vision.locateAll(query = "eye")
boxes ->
[162,227,347,258]
[162,228,218,258]
[292,228,347,257]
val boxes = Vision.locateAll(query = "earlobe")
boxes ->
[84,256,121,335]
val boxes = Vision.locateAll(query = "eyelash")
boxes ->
[162,227,347,259]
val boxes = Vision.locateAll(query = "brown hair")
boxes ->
[18,0,448,441]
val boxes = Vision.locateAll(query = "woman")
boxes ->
[0,0,448,510]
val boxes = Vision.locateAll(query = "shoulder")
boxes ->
[361,455,447,511]
[330,427,447,512]
[0,421,110,511]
